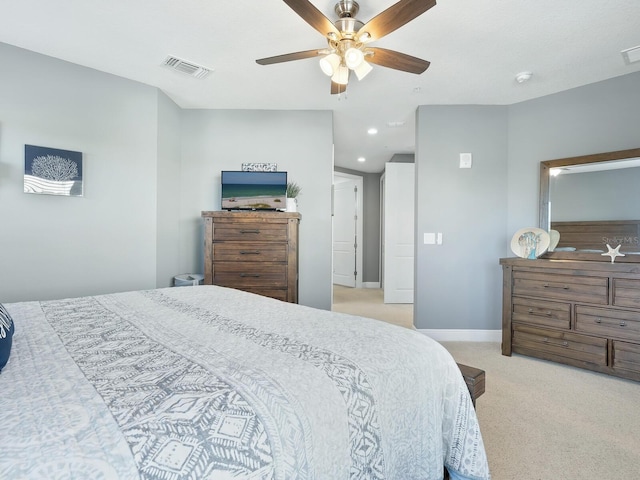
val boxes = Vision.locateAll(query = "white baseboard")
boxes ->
[418,329,502,342]
[362,282,380,289]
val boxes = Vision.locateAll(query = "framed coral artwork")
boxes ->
[24,145,83,197]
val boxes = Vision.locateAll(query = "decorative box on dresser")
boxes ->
[500,257,640,382]
[202,211,301,303]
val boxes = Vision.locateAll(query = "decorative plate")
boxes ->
[511,227,551,259]
[548,229,560,252]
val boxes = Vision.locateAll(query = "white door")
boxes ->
[333,173,363,287]
[383,163,414,303]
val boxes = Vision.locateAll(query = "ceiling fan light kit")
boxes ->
[319,53,341,76]
[344,45,364,69]
[332,64,350,85]
[353,59,373,80]
[256,0,437,94]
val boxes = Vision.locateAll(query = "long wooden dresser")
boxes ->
[500,257,640,381]
[202,211,301,303]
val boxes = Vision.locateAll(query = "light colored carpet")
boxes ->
[332,286,640,479]
[332,285,414,329]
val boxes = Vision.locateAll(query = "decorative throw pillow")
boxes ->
[0,303,15,372]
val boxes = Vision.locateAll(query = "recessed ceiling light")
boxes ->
[515,71,532,83]
[357,157,366,163]
[387,121,405,128]
[367,127,378,135]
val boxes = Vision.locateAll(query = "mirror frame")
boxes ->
[539,147,640,261]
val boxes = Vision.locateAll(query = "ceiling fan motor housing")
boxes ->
[334,1,363,37]
[334,0,359,18]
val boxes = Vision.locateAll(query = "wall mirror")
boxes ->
[539,147,640,262]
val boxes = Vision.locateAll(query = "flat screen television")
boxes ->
[221,171,287,210]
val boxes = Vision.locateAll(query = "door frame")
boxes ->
[379,172,385,290]
[332,171,364,288]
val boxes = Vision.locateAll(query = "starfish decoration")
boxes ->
[601,244,625,263]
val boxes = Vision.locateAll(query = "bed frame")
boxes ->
[457,363,485,407]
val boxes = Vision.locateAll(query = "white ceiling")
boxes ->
[1,0,639,173]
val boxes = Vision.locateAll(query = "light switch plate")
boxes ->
[460,153,472,168]
[424,232,436,244]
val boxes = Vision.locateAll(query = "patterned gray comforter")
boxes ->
[0,286,490,479]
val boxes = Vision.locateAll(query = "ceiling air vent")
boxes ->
[621,45,640,65]
[163,56,212,79]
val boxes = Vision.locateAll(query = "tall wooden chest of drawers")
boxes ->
[500,257,640,382]
[202,211,301,303]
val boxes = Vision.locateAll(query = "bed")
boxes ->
[0,285,490,480]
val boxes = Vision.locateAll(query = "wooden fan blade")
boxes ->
[358,0,437,42]
[256,49,324,65]
[283,0,341,38]
[331,81,347,95]
[366,47,430,74]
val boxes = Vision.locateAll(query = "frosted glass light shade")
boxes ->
[344,47,364,69]
[319,53,341,76]
[353,60,373,80]
[331,65,349,85]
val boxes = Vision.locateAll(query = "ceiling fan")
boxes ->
[256,0,437,94]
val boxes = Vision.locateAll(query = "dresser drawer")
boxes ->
[575,305,640,342]
[613,278,640,309]
[213,263,287,288]
[512,297,570,329]
[213,222,287,242]
[512,270,608,304]
[213,243,287,263]
[611,341,640,375]
[239,287,288,302]
[512,324,607,366]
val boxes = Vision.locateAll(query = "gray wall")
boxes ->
[0,43,160,302]
[156,92,183,287]
[506,71,640,238]
[180,110,334,309]
[389,153,415,163]
[334,166,382,283]
[413,71,640,331]
[0,43,334,310]
[415,106,508,330]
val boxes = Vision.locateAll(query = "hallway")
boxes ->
[331,285,414,329]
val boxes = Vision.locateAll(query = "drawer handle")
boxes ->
[542,283,568,289]
[239,229,260,234]
[240,250,261,255]
[562,341,569,347]
[239,273,261,278]
[528,308,533,314]
[595,318,602,324]
[620,321,626,327]
[542,337,549,343]
[546,311,552,316]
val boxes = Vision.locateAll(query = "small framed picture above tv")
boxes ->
[221,171,287,211]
